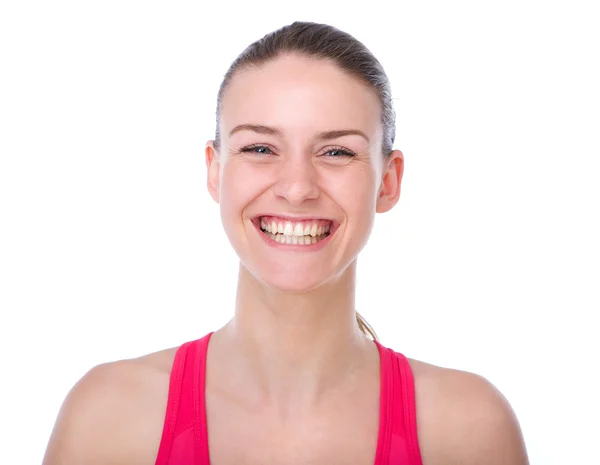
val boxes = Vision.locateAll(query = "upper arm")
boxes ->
[442,372,530,465]
[42,362,149,465]
[413,363,529,465]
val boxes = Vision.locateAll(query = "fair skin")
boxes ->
[43,54,529,464]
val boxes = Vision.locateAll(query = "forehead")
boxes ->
[220,54,382,142]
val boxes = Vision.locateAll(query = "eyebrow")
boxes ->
[228,124,370,143]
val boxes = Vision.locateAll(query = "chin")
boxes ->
[253,269,330,294]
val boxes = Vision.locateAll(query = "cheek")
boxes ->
[331,166,379,214]
[330,167,379,249]
[219,162,268,218]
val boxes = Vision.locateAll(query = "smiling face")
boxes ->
[206,54,403,292]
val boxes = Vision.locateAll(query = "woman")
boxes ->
[43,22,529,465]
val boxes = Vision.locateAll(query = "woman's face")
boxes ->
[206,54,403,292]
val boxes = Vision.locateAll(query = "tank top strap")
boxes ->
[374,341,423,465]
[155,333,213,465]
[192,332,212,464]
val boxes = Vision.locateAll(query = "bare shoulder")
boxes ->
[407,358,529,465]
[42,346,178,465]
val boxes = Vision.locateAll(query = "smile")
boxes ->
[253,215,336,248]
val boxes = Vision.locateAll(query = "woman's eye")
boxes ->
[324,148,355,157]
[241,145,274,155]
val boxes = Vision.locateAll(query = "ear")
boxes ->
[205,140,220,203]
[376,150,404,213]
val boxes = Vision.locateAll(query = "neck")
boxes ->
[213,260,375,419]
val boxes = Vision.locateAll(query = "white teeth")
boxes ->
[284,222,294,236]
[260,217,333,244]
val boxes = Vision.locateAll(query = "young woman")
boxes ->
[43,22,529,465]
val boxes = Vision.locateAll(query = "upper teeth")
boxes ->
[260,219,331,237]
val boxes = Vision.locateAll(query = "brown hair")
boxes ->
[214,21,396,341]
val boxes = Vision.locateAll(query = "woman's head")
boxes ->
[205,22,403,340]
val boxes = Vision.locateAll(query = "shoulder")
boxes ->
[407,358,529,465]
[42,346,178,465]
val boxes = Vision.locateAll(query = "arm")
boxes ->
[438,371,529,465]
[42,361,157,465]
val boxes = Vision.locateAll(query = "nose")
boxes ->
[273,152,320,206]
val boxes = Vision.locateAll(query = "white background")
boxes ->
[1,1,598,464]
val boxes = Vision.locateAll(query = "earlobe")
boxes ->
[376,150,404,214]
[205,141,220,204]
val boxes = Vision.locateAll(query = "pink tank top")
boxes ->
[155,332,423,465]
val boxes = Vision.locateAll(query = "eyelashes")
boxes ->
[239,144,356,158]
[323,147,355,158]
[240,144,275,155]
